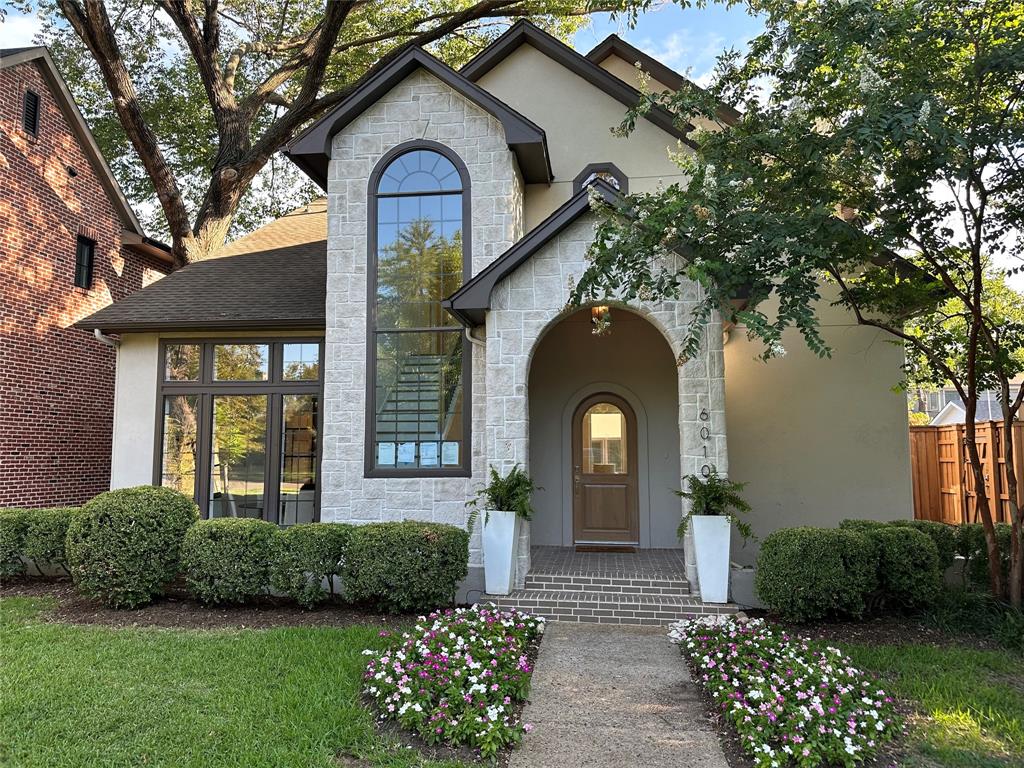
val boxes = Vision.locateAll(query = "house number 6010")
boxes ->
[698,408,713,477]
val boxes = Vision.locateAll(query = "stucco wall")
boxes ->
[724,298,913,564]
[474,44,689,228]
[528,309,681,548]
[322,67,525,572]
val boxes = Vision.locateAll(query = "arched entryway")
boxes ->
[527,306,680,549]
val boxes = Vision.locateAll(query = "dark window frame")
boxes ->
[154,338,325,523]
[365,140,473,479]
[572,162,628,195]
[74,235,95,289]
[22,89,40,136]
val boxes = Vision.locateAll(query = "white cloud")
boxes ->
[0,12,44,48]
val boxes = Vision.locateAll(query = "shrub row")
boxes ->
[0,507,83,576]
[5,487,470,613]
[180,518,467,610]
[756,520,943,621]
[957,522,1012,590]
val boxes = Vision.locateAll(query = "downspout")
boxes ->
[464,326,485,348]
[94,328,119,348]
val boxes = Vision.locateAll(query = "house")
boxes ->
[0,47,172,508]
[75,22,912,605]
[912,378,1024,425]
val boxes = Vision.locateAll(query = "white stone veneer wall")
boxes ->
[487,215,727,586]
[322,68,524,574]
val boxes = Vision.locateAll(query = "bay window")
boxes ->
[156,340,323,523]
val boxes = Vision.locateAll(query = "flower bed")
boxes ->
[363,604,544,758]
[669,616,900,767]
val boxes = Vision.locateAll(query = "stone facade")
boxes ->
[322,68,524,572]
[487,215,727,586]
[321,66,726,590]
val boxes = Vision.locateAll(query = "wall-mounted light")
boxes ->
[591,305,611,336]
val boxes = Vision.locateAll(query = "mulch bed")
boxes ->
[0,578,415,631]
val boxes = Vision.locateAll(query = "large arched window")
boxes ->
[367,142,471,476]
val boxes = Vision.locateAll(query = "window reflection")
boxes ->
[283,343,319,381]
[279,394,318,525]
[209,395,267,518]
[161,395,199,496]
[372,147,466,472]
[583,403,627,474]
[214,344,268,381]
[165,344,200,381]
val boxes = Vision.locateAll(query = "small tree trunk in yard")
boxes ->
[997,381,1023,609]
[963,400,1004,599]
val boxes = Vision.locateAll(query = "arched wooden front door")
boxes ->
[572,393,639,545]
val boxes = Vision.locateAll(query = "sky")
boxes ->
[2,2,764,72]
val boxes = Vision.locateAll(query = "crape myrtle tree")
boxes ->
[15,0,635,267]
[571,0,1024,604]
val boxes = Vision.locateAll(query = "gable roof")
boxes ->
[585,34,741,125]
[443,178,621,327]
[460,21,696,147]
[285,46,552,189]
[1,47,147,239]
[75,201,327,333]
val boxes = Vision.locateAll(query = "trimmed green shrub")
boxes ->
[0,509,28,578]
[23,508,82,572]
[889,520,957,569]
[182,518,280,604]
[755,527,877,621]
[343,521,469,613]
[868,526,941,610]
[66,486,199,609]
[838,519,887,532]
[271,523,352,608]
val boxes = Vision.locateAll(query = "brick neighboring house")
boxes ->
[0,47,172,507]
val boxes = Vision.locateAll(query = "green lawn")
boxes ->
[0,597,465,768]
[840,642,1024,767]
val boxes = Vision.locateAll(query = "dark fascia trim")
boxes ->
[442,177,621,327]
[572,162,628,195]
[460,20,696,148]
[284,46,552,190]
[75,318,326,334]
[585,34,742,126]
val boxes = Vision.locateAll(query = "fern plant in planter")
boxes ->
[467,465,537,596]
[676,472,753,604]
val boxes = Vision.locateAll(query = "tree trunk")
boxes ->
[997,384,1023,608]
[963,400,1004,599]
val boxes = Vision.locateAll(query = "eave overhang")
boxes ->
[460,21,697,148]
[284,46,552,190]
[442,178,621,327]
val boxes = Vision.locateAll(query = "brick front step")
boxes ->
[523,572,691,596]
[481,589,740,626]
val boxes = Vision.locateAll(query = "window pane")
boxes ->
[160,395,199,497]
[209,395,267,519]
[374,331,463,469]
[582,403,627,474]
[376,194,462,329]
[165,344,201,380]
[378,149,461,194]
[279,394,318,525]
[214,344,268,381]
[283,343,319,381]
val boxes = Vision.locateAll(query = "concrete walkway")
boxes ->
[511,622,729,768]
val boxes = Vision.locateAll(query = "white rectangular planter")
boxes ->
[483,510,521,595]
[691,515,731,603]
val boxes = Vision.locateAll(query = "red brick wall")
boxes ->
[0,59,169,508]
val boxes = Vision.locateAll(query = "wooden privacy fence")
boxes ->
[910,420,1023,525]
